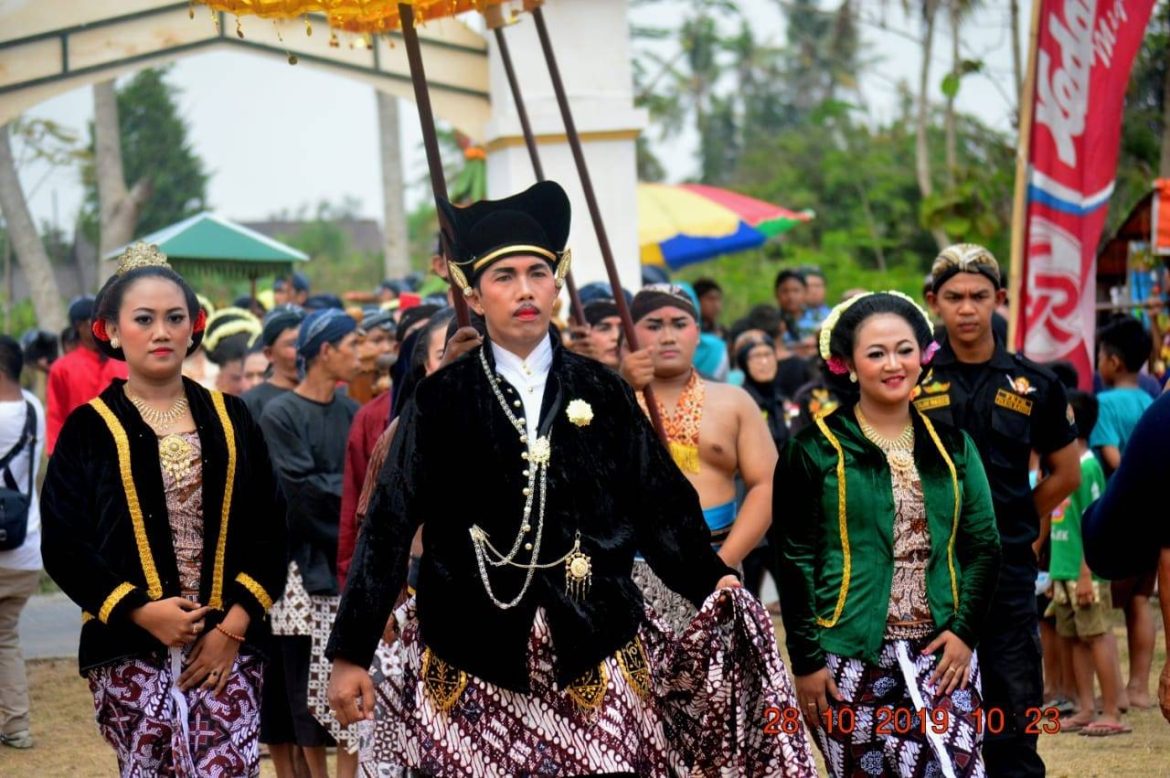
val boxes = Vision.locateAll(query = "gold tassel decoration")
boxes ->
[668,441,700,474]
[565,663,608,711]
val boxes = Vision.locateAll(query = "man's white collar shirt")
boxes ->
[491,336,553,443]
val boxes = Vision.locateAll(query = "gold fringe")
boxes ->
[668,441,700,474]
[565,662,609,711]
[90,399,163,600]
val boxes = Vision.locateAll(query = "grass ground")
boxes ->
[4,622,1166,776]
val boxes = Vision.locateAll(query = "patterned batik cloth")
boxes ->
[362,588,816,777]
[631,560,697,637]
[269,561,313,637]
[87,648,264,777]
[816,638,985,778]
[308,594,370,753]
[885,461,935,642]
[160,432,203,599]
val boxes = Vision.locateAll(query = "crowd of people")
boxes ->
[0,180,1165,777]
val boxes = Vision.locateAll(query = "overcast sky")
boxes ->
[11,0,1029,238]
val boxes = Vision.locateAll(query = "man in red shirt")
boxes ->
[45,297,128,454]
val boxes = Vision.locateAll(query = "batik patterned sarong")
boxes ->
[87,648,264,777]
[308,593,370,753]
[362,588,816,777]
[815,638,985,778]
[631,559,698,636]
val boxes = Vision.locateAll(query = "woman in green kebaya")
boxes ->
[772,291,1001,778]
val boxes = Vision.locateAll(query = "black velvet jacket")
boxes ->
[40,378,287,674]
[327,336,735,692]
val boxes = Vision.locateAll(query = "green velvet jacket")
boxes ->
[771,405,1001,675]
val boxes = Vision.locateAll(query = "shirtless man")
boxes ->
[622,283,777,632]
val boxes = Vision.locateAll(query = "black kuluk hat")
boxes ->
[438,180,572,297]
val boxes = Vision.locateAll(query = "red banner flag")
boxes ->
[1011,0,1157,386]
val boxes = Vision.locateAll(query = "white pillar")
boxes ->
[484,0,646,295]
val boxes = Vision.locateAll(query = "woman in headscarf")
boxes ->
[41,243,285,776]
[737,334,792,453]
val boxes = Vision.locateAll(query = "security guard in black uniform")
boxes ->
[920,244,1081,777]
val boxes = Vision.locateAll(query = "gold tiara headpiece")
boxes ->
[116,242,170,275]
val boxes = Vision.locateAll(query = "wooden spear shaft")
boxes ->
[397,2,470,327]
[529,6,667,442]
[491,22,585,327]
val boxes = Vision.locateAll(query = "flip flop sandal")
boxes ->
[1059,719,1088,733]
[1078,722,1133,737]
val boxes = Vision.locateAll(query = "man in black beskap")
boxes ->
[325,181,814,777]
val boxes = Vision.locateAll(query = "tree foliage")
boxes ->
[635,0,1163,317]
[81,68,208,242]
[1109,0,1168,232]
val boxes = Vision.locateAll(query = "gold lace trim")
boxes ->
[98,582,136,624]
[235,572,272,612]
[208,391,237,609]
[90,399,163,600]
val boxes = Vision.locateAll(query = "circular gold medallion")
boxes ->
[569,556,590,579]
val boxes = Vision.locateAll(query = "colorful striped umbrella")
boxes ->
[638,183,813,270]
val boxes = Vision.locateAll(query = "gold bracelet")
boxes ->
[215,623,245,643]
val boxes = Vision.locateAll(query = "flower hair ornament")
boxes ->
[818,290,936,373]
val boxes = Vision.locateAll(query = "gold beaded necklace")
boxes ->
[126,388,193,481]
[854,405,915,475]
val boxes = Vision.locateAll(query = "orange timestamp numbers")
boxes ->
[762,705,1063,736]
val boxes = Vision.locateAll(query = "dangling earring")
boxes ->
[187,337,194,348]
[849,371,857,383]
[110,336,120,350]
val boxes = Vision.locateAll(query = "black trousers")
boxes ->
[979,561,1046,778]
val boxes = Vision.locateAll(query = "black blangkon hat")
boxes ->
[438,181,572,295]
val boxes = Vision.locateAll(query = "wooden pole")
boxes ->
[529,6,667,441]
[1006,0,1044,354]
[397,3,470,327]
[490,20,585,327]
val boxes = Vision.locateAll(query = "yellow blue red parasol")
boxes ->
[638,183,814,270]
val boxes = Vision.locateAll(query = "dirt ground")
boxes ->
[4,626,1167,777]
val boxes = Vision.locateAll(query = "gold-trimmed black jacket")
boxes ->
[327,336,736,692]
[40,377,287,674]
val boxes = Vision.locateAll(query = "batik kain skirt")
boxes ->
[308,593,372,754]
[361,588,817,777]
[815,638,985,778]
[86,646,264,777]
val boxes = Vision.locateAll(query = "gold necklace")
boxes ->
[126,389,189,433]
[855,406,915,474]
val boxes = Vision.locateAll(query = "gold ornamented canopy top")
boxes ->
[192,0,512,35]
[116,243,171,276]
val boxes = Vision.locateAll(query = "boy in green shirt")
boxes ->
[1049,390,1130,736]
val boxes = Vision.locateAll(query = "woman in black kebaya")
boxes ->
[40,243,285,777]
